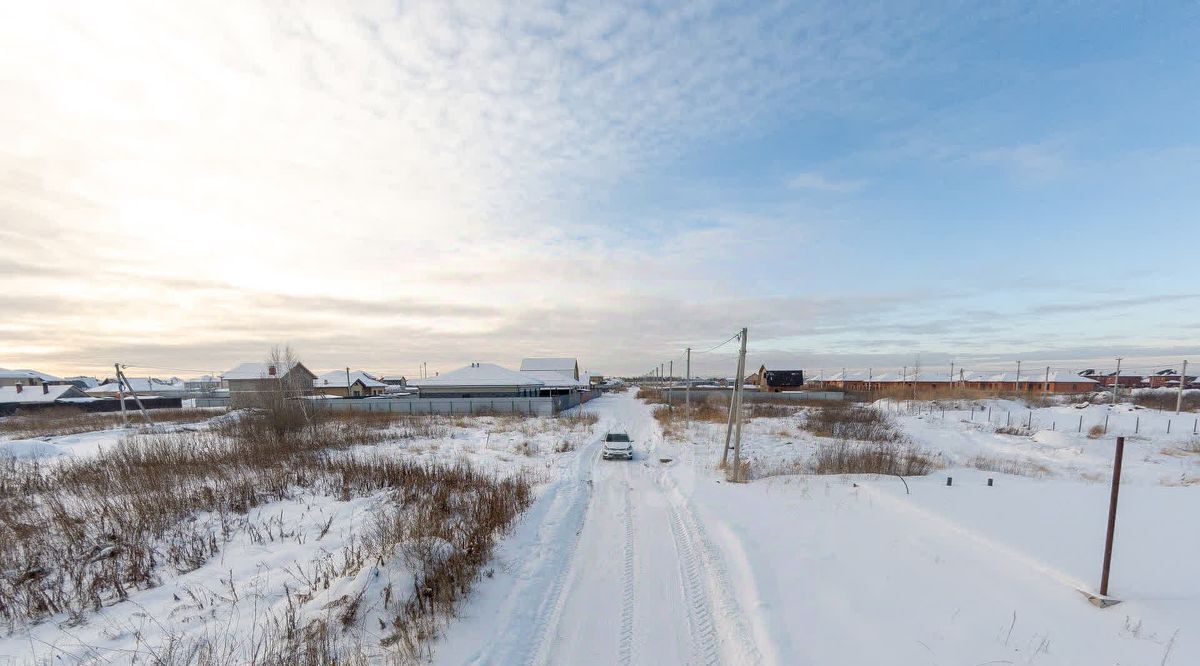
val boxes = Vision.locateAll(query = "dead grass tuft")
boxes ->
[801,404,904,443]
[969,454,1051,477]
[808,440,937,476]
[0,407,224,439]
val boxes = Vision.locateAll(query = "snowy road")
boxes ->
[437,391,774,666]
[437,392,1198,665]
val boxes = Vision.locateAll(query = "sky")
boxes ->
[1,0,1198,380]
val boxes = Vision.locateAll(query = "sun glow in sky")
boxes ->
[2,1,1198,378]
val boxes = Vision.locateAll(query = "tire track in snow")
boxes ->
[618,480,636,666]
[662,459,770,665]
[667,500,722,665]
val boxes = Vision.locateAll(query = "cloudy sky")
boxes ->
[2,1,1198,379]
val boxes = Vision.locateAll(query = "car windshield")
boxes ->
[605,434,631,442]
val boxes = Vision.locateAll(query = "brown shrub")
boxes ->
[1087,424,1105,439]
[809,440,937,476]
[801,404,904,443]
[0,407,224,439]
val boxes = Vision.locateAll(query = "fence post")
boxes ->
[1079,414,1083,432]
[1104,413,1109,434]
[1099,437,1126,598]
[1167,419,1171,434]
[1134,416,1139,434]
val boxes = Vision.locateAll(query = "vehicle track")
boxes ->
[618,480,636,665]
[667,500,722,665]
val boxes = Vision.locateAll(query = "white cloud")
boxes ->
[786,171,866,193]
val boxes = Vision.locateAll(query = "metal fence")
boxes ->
[317,397,557,416]
[661,388,845,402]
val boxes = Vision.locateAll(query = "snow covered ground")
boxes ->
[2,393,1197,664]
[436,393,1198,665]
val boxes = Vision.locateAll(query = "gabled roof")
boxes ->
[520,358,578,373]
[223,362,314,380]
[521,370,587,388]
[411,363,543,387]
[0,368,61,382]
[88,377,186,394]
[314,370,386,389]
[0,384,87,404]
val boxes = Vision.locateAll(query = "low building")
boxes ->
[313,370,387,397]
[184,375,223,395]
[0,368,60,388]
[411,362,543,398]
[87,377,189,398]
[758,369,805,392]
[380,375,408,387]
[222,361,316,407]
[520,357,580,380]
[50,376,101,390]
[0,384,89,410]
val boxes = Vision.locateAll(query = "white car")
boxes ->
[602,432,634,460]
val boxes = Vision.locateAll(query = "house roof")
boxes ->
[0,384,86,404]
[88,377,186,394]
[62,376,101,388]
[0,368,61,382]
[222,362,313,380]
[520,358,578,373]
[314,370,386,389]
[411,363,544,387]
[521,370,587,388]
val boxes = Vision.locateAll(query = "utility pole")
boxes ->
[1099,437,1126,600]
[1016,360,1022,396]
[346,367,352,397]
[115,362,128,427]
[731,328,749,481]
[685,347,692,432]
[668,360,674,409]
[950,362,955,389]
[722,328,748,469]
[1043,366,1050,402]
[115,364,153,425]
[1112,357,1123,405]
[1176,360,1188,415]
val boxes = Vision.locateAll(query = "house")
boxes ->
[411,362,543,398]
[222,361,316,407]
[520,358,580,380]
[1147,368,1198,388]
[87,377,189,398]
[1082,370,1143,388]
[50,376,101,390]
[312,370,387,397]
[380,375,408,387]
[758,369,805,392]
[0,368,60,387]
[0,384,89,409]
[184,375,223,394]
[745,365,765,386]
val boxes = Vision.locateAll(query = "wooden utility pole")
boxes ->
[731,328,749,481]
[1099,437,1126,599]
[1176,360,1188,415]
[722,329,748,469]
[1016,360,1022,396]
[115,363,128,427]
[1111,357,1123,405]
[115,364,153,425]
[685,347,691,432]
[346,367,351,397]
[1043,366,1050,402]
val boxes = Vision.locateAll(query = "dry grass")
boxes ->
[1133,391,1200,412]
[801,404,904,443]
[1087,424,1106,439]
[808,440,937,476]
[969,454,1051,478]
[0,404,532,663]
[994,425,1032,437]
[0,407,224,439]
